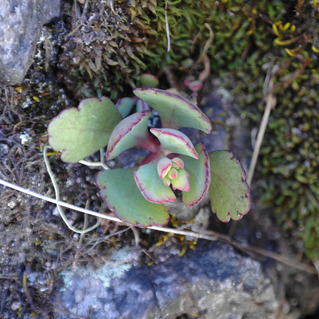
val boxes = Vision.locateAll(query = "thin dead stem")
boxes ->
[165,0,170,52]
[247,74,277,186]
[0,177,317,274]
[194,228,317,275]
[130,226,140,247]
[43,145,101,234]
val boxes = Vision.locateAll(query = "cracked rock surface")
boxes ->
[0,0,61,85]
[55,241,278,319]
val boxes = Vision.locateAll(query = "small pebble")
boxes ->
[11,301,22,311]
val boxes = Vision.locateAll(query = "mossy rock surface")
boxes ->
[1,1,319,318]
[56,0,319,259]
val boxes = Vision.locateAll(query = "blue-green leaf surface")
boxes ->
[134,161,176,203]
[48,97,122,163]
[209,151,251,222]
[134,88,212,133]
[150,128,198,159]
[97,168,169,227]
[106,111,152,160]
[181,143,210,206]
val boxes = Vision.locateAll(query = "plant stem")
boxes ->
[43,145,101,234]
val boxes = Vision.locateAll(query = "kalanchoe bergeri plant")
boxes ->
[48,87,251,227]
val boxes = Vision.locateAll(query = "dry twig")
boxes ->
[247,74,276,186]
[0,177,317,274]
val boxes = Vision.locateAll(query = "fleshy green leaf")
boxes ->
[150,128,199,159]
[106,111,152,160]
[97,168,169,227]
[139,73,159,88]
[171,169,190,192]
[48,97,122,163]
[134,161,176,203]
[133,88,212,133]
[208,151,251,222]
[116,97,137,117]
[136,99,150,112]
[172,157,184,169]
[157,157,172,179]
[163,175,171,187]
[168,168,178,179]
[181,143,210,206]
[184,79,203,92]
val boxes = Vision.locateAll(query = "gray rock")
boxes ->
[182,86,249,164]
[55,242,278,319]
[0,0,61,85]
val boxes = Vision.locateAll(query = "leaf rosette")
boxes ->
[96,89,213,226]
[48,88,251,227]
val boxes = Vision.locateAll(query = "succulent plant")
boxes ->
[48,88,250,227]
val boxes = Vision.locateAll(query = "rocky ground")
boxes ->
[1,1,319,318]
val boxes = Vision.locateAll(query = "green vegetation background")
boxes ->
[58,0,319,259]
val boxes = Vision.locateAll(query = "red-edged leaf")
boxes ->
[171,169,190,192]
[180,143,210,206]
[184,79,203,92]
[168,168,178,179]
[136,99,150,112]
[48,97,122,163]
[97,168,169,227]
[208,151,251,222]
[163,176,171,187]
[172,157,184,169]
[157,157,172,179]
[150,128,198,159]
[134,161,176,203]
[133,88,212,133]
[106,111,152,160]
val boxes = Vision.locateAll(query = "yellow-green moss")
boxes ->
[220,0,319,259]
[58,0,284,98]
[58,0,319,258]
